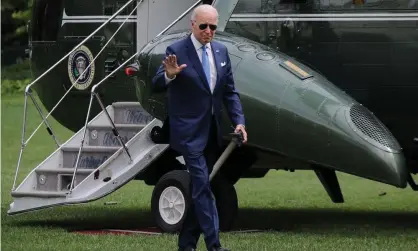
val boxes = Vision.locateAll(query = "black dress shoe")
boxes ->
[178,247,196,251]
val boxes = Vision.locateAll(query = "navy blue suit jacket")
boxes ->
[152,35,245,154]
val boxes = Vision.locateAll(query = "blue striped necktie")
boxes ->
[201,45,211,86]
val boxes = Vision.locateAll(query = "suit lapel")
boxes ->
[210,42,222,94]
[185,36,211,93]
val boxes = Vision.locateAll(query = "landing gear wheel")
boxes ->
[211,175,238,232]
[151,170,191,233]
[151,171,238,233]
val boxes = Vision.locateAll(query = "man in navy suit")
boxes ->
[152,4,247,251]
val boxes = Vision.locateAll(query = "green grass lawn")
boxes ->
[2,94,418,250]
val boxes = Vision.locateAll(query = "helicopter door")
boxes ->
[135,0,201,51]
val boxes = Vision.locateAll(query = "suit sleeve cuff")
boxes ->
[165,72,176,84]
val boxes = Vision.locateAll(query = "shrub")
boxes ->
[2,59,32,80]
[1,78,31,95]
[2,59,32,95]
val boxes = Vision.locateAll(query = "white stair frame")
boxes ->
[9,105,169,213]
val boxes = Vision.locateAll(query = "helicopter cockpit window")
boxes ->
[320,0,418,9]
[32,0,63,41]
[228,0,312,14]
[225,0,314,50]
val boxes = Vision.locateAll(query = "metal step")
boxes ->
[35,167,94,192]
[11,191,68,198]
[35,167,93,174]
[86,124,145,146]
[112,102,154,125]
[61,146,120,169]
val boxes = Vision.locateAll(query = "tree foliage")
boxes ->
[1,0,33,46]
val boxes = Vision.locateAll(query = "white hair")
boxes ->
[191,4,218,21]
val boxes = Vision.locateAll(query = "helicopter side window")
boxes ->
[32,0,63,41]
[320,0,418,10]
[227,0,312,14]
[225,0,314,50]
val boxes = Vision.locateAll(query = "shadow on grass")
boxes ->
[5,206,156,232]
[234,207,418,233]
[6,206,418,234]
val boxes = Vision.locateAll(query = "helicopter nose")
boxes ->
[270,73,409,188]
[337,102,408,187]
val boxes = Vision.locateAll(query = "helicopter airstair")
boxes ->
[8,102,168,215]
[8,0,203,215]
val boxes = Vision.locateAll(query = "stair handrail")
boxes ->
[12,0,137,192]
[68,1,144,191]
[68,0,204,193]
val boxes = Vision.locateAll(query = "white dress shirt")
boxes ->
[165,33,217,93]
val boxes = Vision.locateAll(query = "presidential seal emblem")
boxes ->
[68,45,95,90]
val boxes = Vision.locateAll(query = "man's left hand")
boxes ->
[235,124,247,144]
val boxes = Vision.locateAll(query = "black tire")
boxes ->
[151,170,191,233]
[151,171,239,233]
[211,175,238,232]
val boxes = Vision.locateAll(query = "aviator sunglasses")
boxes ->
[198,23,217,31]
